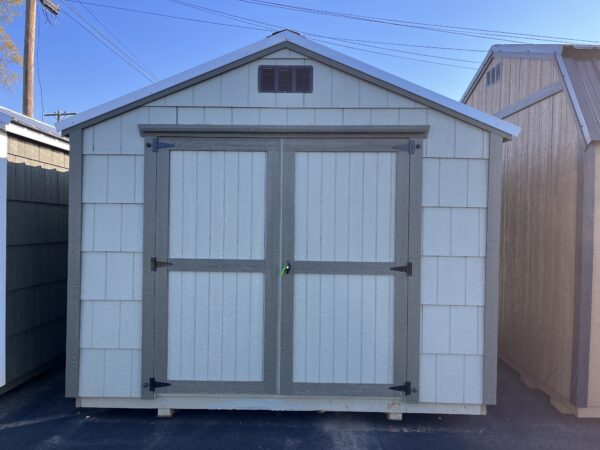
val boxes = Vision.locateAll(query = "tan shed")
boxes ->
[462,45,600,417]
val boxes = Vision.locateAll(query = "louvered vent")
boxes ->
[258,65,313,93]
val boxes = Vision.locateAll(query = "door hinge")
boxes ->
[151,257,173,271]
[392,139,418,154]
[143,378,171,392]
[150,137,175,152]
[391,262,412,276]
[389,381,415,395]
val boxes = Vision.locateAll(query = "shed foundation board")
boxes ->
[78,396,486,415]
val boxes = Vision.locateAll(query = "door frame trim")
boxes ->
[141,129,422,400]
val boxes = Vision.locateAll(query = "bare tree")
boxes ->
[0,0,23,87]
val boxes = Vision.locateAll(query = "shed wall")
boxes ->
[77,49,490,404]
[465,55,584,404]
[5,134,69,387]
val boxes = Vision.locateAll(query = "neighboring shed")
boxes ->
[57,30,518,418]
[0,106,69,394]
[462,45,600,417]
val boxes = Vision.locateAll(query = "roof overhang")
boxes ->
[0,106,69,151]
[57,30,520,140]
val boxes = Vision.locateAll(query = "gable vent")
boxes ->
[259,65,313,93]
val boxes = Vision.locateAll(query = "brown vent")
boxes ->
[258,65,313,93]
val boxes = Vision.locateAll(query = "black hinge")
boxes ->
[390,262,412,276]
[151,257,173,271]
[389,381,414,395]
[144,378,171,392]
[150,137,175,152]
[392,139,418,154]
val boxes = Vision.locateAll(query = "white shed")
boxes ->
[57,30,519,418]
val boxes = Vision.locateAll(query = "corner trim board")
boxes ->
[65,129,83,398]
[483,133,503,404]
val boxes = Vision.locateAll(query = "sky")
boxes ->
[1,0,600,124]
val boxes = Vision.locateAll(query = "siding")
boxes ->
[465,56,583,405]
[5,134,69,385]
[78,48,489,404]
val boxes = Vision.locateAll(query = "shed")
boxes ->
[462,45,600,417]
[57,30,518,418]
[0,106,69,394]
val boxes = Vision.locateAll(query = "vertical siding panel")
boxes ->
[194,272,209,380]
[196,152,211,258]
[237,152,252,259]
[361,275,376,383]
[168,152,184,258]
[235,273,251,381]
[375,276,393,383]
[362,154,378,261]
[305,275,321,382]
[348,154,364,261]
[347,275,362,383]
[179,272,196,379]
[334,153,350,261]
[292,275,306,382]
[221,273,237,380]
[249,273,264,381]
[223,153,239,259]
[320,154,336,261]
[208,272,223,379]
[251,152,266,260]
[167,272,182,380]
[333,275,349,383]
[209,152,225,259]
[294,153,308,261]
[181,152,197,259]
[319,275,335,382]
[376,154,394,261]
[306,154,322,260]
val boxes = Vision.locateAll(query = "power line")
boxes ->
[66,0,480,69]
[70,0,486,53]
[61,1,157,82]
[67,1,272,32]
[78,1,157,80]
[169,0,481,66]
[239,0,600,45]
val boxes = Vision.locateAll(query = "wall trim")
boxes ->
[65,129,83,398]
[483,133,503,404]
[495,82,563,119]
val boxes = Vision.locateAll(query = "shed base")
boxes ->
[77,395,486,416]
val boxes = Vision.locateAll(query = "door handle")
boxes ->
[280,261,291,277]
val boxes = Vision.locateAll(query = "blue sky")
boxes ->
[1,0,600,123]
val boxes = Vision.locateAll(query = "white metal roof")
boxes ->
[56,30,520,138]
[0,105,69,151]
[0,105,65,139]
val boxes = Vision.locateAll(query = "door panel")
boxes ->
[294,152,396,262]
[168,151,266,260]
[280,139,410,397]
[167,271,264,382]
[292,274,394,384]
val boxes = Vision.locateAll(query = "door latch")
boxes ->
[280,261,291,277]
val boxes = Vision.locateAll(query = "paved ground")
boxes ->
[0,363,599,450]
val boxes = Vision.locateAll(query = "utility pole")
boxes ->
[44,111,76,122]
[22,0,36,117]
[22,0,60,117]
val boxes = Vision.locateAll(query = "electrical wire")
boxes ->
[78,1,157,80]
[169,0,481,66]
[61,1,157,82]
[239,0,600,45]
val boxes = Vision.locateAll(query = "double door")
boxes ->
[142,136,420,398]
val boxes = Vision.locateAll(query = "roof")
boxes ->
[0,105,65,140]
[461,44,600,144]
[56,30,519,139]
